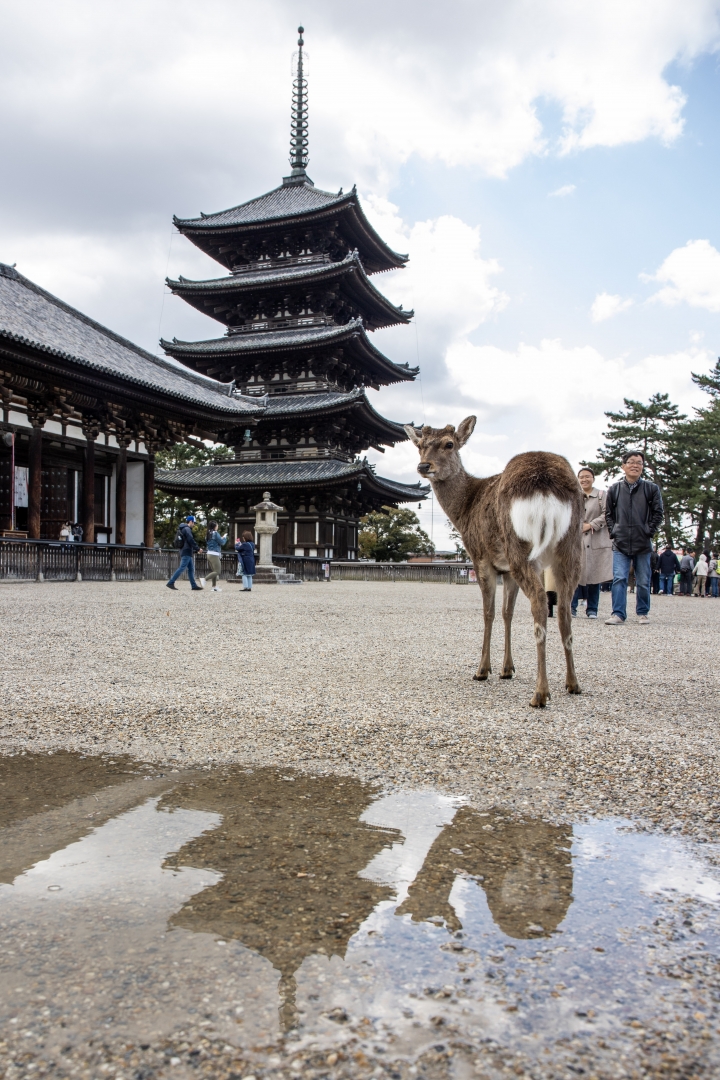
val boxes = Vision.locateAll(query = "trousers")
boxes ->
[168,554,198,588]
[611,550,651,620]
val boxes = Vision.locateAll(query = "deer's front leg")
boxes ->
[473,568,496,680]
[500,574,519,678]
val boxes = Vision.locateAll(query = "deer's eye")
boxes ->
[444,442,454,450]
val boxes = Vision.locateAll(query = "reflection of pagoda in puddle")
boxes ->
[160,769,399,1028]
[396,807,573,939]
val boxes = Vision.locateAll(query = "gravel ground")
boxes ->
[2,578,719,843]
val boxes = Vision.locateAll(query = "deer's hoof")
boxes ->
[566,683,581,695]
[530,691,550,708]
[473,672,490,681]
[499,669,514,680]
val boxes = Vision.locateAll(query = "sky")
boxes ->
[1,0,719,547]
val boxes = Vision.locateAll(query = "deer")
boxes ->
[404,417,583,707]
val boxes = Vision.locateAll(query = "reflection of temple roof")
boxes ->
[161,318,417,387]
[396,807,573,939]
[166,252,412,332]
[160,769,399,997]
[155,458,429,503]
[174,181,408,274]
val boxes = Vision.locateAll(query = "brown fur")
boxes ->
[405,417,583,707]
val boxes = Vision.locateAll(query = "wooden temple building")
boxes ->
[0,263,258,543]
[155,28,426,558]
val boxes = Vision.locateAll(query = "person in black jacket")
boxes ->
[604,451,664,625]
[166,515,203,591]
[657,545,680,595]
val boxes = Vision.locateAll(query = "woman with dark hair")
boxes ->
[204,519,227,592]
[236,530,257,592]
[572,466,613,619]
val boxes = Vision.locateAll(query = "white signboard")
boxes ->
[14,466,28,507]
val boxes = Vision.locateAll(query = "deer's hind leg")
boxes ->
[500,574,519,678]
[508,560,551,707]
[473,565,497,681]
[551,550,581,695]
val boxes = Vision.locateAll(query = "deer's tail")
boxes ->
[509,493,573,563]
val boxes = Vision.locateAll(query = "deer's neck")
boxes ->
[430,464,481,534]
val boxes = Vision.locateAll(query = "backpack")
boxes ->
[174,527,185,549]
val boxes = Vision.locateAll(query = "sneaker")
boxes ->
[637,614,650,624]
[212,586,222,592]
[571,611,577,618]
[191,586,203,591]
[199,578,206,588]
[587,613,598,619]
[166,582,177,590]
[604,614,625,625]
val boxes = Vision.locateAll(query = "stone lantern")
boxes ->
[252,491,283,567]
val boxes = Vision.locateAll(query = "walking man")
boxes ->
[657,544,680,595]
[604,451,664,625]
[166,515,203,591]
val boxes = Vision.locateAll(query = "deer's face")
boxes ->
[403,417,476,482]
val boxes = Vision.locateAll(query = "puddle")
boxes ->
[1,755,719,1078]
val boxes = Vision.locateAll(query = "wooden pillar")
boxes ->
[82,437,96,544]
[27,424,43,539]
[115,442,128,545]
[144,456,155,548]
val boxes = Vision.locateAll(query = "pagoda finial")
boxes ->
[288,25,309,180]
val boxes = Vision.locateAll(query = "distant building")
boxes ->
[155,28,427,558]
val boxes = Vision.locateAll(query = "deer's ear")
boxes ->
[404,424,422,446]
[455,416,476,447]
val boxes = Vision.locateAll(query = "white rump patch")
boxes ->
[510,493,572,562]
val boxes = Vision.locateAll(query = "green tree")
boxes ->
[667,403,720,550]
[358,506,435,562]
[583,393,685,545]
[154,442,233,548]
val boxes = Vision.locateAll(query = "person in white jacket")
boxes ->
[693,553,709,596]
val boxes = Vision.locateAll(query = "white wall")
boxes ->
[126,462,144,545]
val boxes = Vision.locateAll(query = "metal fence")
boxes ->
[0,540,473,584]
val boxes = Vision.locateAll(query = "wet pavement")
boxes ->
[1,754,719,1079]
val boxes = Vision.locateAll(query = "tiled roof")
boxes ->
[155,457,428,501]
[0,264,256,416]
[167,251,412,328]
[174,181,348,228]
[260,388,364,414]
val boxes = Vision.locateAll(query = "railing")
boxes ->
[272,555,474,583]
[0,540,473,585]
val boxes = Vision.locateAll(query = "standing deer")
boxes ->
[405,417,583,707]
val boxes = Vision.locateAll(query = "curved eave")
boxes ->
[160,319,418,385]
[167,253,412,330]
[258,392,411,446]
[174,187,407,274]
[0,328,257,420]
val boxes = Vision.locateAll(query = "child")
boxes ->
[235,531,256,591]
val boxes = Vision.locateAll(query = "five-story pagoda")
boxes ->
[156,28,427,559]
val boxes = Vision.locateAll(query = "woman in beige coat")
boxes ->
[572,467,614,618]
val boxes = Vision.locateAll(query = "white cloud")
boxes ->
[549,184,576,197]
[646,239,720,312]
[444,338,709,471]
[590,292,634,322]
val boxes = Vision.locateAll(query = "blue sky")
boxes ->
[1,1,719,546]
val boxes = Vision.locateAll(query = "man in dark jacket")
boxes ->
[657,545,680,595]
[166,515,203,591]
[604,451,664,625]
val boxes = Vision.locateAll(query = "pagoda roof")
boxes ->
[173,181,407,274]
[161,318,417,386]
[254,387,408,446]
[166,251,412,331]
[0,263,257,418]
[155,457,428,503]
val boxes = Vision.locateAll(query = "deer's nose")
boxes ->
[417,462,432,474]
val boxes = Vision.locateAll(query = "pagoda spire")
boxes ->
[287,26,310,184]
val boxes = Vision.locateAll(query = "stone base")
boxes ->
[252,565,302,585]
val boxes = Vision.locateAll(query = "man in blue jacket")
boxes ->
[604,451,664,625]
[657,545,681,595]
[166,515,203,591]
